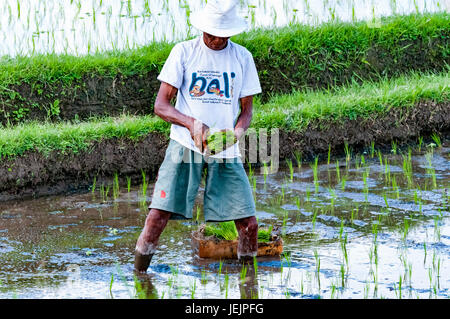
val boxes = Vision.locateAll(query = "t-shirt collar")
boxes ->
[199,36,230,54]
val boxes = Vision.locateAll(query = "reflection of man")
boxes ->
[134,0,262,273]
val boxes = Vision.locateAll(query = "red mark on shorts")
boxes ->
[160,190,166,198]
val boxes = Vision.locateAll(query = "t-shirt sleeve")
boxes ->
[157,44,184,89]
[239,51,262,98]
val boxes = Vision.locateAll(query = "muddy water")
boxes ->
[0,141,449,299]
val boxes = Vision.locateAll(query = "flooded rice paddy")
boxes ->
[1,0,447,57]
[0,139,449,299]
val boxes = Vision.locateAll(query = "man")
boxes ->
[134,0,262,273]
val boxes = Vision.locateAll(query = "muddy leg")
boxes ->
[134,208,172,273]
[234,216,258,263]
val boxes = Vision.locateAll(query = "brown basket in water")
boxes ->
[191,224,283,259]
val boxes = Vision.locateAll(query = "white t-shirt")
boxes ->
[157,36,262,158]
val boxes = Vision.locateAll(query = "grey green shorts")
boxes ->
[149,139,256,222]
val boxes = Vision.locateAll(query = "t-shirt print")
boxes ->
[188,70,235,105]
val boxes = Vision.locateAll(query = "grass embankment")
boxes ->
[0,12,448,124]
[0,71,448,160]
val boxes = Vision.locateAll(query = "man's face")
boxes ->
[203,32,230,51]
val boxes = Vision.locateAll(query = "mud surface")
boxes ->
[279,100,450,161]
[0,100,449,201]
[0,132,167,201]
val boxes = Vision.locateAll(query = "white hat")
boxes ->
[190,0,248,37]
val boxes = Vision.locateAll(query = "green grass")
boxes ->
[0,70,447,160]
[0,12,448,124]
[0,114,169,159]
[252,70,449,130]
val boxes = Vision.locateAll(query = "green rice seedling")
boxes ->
[140,170,148,207]
[341,176,346,191]
[312,209,318,231]
[363,168,370,201]
[224,272,229,298]
[295,196,301,210]
[327,144,331,165]
[370,142,375,158]
[425,152,437,189]
[195,206,200,223]
[391,141,398,155]
[402,151,414,188]
[248,162,254,181]
[294,151,302,172]
[341,233,349,268]
[335,160,340,183]
[311,156,319,193]
[108,273,115,299]
[339,218,344,241]
[329,187,336,213]
[190,279,196,299]
[403,218,410,242]
[372,220,379,244]
[378,150,383,166]
[434,215,441,242]
[282,211,288,236]
[240,264,248,283]
[418,136,424,152]
[314,249,321,289]
[201,267,207,285]
[91,176,97,195]
[126,176,131,193]
[344,142,351,166]
[113,172,120,200]
[361,154,366,167]
[286,159,294,182]
[262,162,268,184]
[217,259,223,277]
[340,263,346,289]
[392,175,399,198]
[306,186,311,202]
[384,157,391,184]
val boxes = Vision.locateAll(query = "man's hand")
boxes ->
[188,119,210,153]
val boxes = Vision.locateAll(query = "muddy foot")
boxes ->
[238,255,256,265]
[134,251,154,274]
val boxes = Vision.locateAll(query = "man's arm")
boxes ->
[154,82,209,151]
[234,95,253,140]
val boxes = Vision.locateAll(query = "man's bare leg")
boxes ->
[134,208,172,273]
[234,216,258,263]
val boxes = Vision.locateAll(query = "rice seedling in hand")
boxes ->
[206,130,237,155]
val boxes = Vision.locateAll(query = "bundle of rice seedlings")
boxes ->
[203,222,273,242]
[204,221,238,240]
[206,130,237,155]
